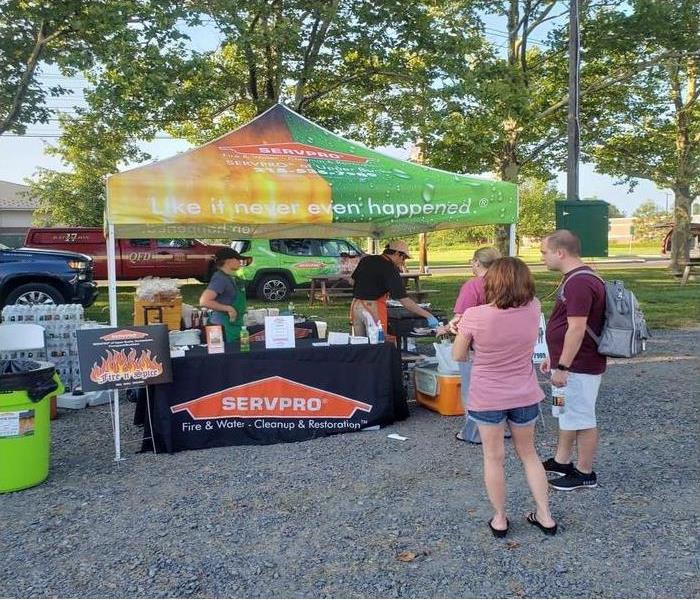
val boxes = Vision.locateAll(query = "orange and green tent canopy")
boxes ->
[106,104,517,239]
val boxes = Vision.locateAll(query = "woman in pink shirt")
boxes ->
[452,257,556,538]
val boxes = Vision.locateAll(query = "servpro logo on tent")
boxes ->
[99,329,150,342]
[170,376,372,420]
[223,142,368,164]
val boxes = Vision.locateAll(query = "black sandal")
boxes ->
[455,431,481,445]
[526,512,557,536]
[488,518,509,538]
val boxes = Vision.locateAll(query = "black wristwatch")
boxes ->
[555,364,570,371]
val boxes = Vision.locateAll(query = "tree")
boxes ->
[26,0,485,223]
[383,0,656,255]
[0,1,192,136]
[518,178,561,241]
[632,200,672,241]
[162,1,487,143]
[587,0,700,272]
[29,118,146,226]
[607,203,625,218]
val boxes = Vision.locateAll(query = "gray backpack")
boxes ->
[559,270,650,358]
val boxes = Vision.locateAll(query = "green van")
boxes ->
[231,238,364,301]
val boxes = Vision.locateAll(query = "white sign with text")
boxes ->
[532,313,549,364]
[264,316,296,349]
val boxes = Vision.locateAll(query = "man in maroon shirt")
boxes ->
[540,230,606,491]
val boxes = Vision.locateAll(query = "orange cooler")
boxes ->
[414,365,464,416]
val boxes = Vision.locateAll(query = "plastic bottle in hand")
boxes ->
[239,326,250,352]
[376,321,385,344]
[551,384,566,417]
[287,301,295,316]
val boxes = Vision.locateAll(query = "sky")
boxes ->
[0,12,672,218]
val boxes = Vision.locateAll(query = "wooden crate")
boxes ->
[134,296,182,331]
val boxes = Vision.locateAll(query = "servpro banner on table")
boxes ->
[171,376,372,436]
[141,343,407,452]
[106,105,517,239]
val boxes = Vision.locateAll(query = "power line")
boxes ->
[484,27,550,47]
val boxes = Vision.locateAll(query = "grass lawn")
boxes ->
[411,242,663,267]
[86,266,699,332]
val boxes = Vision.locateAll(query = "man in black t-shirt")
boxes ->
[350,240,438,337]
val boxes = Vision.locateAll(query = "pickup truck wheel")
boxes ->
[256,274,291,302]
[5,283,65,306]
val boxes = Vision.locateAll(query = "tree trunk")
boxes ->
[669,58,695,274]
[418,233,427,272]
[496,157,520,256]
[670,186,692,273]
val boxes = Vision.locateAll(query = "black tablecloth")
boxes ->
[139,340,408,453]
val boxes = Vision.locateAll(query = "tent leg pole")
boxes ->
[106,222,122,462]
[508,223,517,257]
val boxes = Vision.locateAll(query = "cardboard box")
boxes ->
[134,296,182,331]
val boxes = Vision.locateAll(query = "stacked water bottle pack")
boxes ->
[1,304,84,391]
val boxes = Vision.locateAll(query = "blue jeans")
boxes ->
[468,402,541,427]
[459,361,512,440]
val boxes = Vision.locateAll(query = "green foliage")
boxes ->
[586,0,700,269]
[30,169,104,227]
[607,203,625,218]
[517,178,561,240]
[0,1,193,135]
[28,112,148,225]
[24,0,487,223]
[632,200,672,241]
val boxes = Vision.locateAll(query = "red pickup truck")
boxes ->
[24,228,227,281]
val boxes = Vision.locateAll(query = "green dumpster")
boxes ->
[0,360,63,493]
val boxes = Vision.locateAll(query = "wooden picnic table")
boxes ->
[400,271,438,302]
[308,276,354,306]
[309,272,438,306]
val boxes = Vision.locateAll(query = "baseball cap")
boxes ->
[215,247,251,263]
[386,240,412,258]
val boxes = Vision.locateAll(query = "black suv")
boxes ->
[0,245,98,308]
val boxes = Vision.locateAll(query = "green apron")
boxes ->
[214,277,247,342]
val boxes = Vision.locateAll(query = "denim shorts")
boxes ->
[468,403,540,427]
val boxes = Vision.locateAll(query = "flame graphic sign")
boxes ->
[90,349,163,384]
[78,324,172,391]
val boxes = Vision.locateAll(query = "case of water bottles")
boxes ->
[1,304,85,392]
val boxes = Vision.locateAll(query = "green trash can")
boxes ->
[0,360,63,493]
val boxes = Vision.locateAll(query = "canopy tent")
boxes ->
[103,104,518,460]
[106,104,517,240]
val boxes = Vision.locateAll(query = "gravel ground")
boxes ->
[2,328,698,598]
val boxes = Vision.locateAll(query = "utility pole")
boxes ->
[567,0,581,202]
